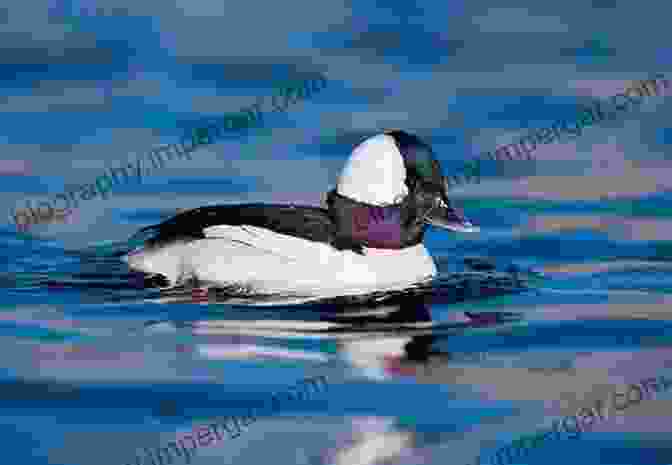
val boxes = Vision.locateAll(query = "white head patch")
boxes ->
[336,134,408,206]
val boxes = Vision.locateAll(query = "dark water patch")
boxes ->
[433,319,672,353]
[458,193,672,218]
[442,235,658,264]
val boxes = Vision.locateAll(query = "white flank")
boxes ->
[124,225,436,298]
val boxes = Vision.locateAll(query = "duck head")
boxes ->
[326,130,478,249]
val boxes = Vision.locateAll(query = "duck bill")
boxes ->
[424,194,479,233]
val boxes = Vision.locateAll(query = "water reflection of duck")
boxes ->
[157,288,594,465]
[168,292,525,378]
[157,297,522,465]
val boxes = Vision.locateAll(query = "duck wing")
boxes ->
[136,204,343,249]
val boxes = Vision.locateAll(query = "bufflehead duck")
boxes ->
[123,130,478,298]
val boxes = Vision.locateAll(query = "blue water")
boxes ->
[2,2,672,464]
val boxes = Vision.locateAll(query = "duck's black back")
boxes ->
[138,204,343,249]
